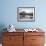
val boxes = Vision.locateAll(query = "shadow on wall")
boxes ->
[0,24,7,43]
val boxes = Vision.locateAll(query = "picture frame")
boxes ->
[17,7,35,22]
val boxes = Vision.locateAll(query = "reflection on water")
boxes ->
[20,15,33,19]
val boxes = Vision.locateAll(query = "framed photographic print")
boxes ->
[17,7,35,22]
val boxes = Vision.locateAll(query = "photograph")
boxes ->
[17,7,35,22]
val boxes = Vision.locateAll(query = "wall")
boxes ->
[0,0,46,30]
